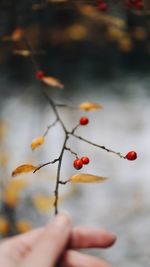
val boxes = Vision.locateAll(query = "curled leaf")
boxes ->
[42,76,64,89]
[12,164,37,177]
[79,102,103,111]
[69,173,108,183]
[31,136,45,150]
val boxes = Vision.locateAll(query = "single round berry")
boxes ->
[80,117,89,125]
[73,159,83,170]
[98,2,108,11]
[81,156,90,165]
[136,1,144,9]
[36,70,44,80]
[125,151,137,161]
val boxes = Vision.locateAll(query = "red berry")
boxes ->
[80,117,89,125]
[73,159,83,170]
[36,70,44,80]
[136,1,144,9]
[81,156,90,165]
[98,2,108,11]
[125,151,137,161]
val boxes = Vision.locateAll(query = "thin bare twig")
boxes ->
[55,103,77,109]
[43,119,58,137]
[33,158,59,173]
[42,90,68,134]
[71,133,125,158]
[71,123,80,134]
[65,146,78,158]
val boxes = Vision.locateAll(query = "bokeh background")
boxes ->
[0,1,150,266]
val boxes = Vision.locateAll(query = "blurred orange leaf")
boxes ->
[12,164,37,177]
[31,136,45,150]
[33,195,55,212]
[42,76,64,89]
[0,217,10,235]
[13,49,31,56]
[0,120,7,140]
[16,220,31,233]
[69,173,108,183]
[11,27,24,41]
[79,102,103,111]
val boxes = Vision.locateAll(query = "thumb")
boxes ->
[22,213,71,267]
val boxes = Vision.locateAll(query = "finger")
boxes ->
[69,227,116,249]
[22,213,71,267]
[0,228,44,266]
[60,250,111,267]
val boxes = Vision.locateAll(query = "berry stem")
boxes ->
[65,147,78,158]
[71,123,80,134]
[33,158,59,173]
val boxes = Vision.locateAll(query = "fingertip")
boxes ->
[47,212,72,230]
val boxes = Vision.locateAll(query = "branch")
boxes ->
[65,146,78,158]
[33,158,59,173]
[43,119,58,137]
[42,90,68,134]
[71,133,125,158]
[54,135,69,215]
[55,103,77,109]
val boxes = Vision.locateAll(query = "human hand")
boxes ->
[0,213,116,267]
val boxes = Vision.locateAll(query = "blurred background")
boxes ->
[0,0,150,266]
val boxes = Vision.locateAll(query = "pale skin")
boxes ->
[0,214,116,267]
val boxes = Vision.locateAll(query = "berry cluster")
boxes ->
[73,157,90,170]
[125,0,144,10]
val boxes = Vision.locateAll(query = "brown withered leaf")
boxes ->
[79,102,103,111]
[12,164,37,177]
[42,76,64,89]
[31,136,45,150]
[69,173,108,183]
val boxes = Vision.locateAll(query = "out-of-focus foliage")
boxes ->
[79,102,103,111]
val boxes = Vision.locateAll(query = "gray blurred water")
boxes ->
[1,76,150,266]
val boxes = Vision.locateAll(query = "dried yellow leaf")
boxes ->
[69,173,108,183]
[42,76,64,89]
[79,102,103,111]
[31,136,45,150]
[12,164,37,177]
